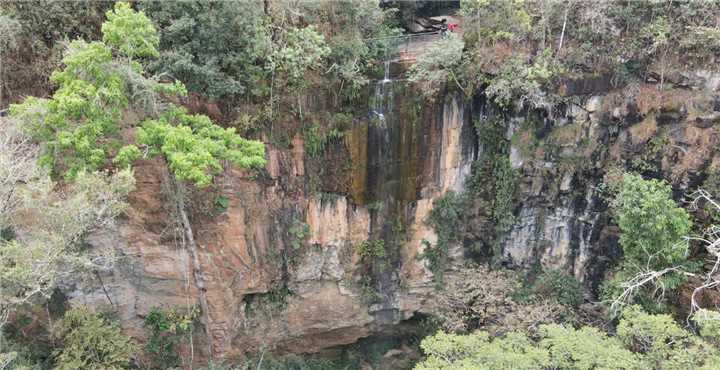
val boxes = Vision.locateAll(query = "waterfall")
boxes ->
[370,60,393,127]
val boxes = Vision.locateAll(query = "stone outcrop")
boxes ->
[68,68,720,364]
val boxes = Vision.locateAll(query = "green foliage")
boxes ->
[485,49,563,109]
[415,331,550,370]
[693,309,720,340]
[270,26,330,89]
[10,41,123,178]
[113,145,141,169]
[421,191,467,283]
[613,173,691,271]
[101,2,159,58]
[356,239,386,262]
[303,122,344,159]
[288,219,310,250]
[603,174,694,310]
[1,314,54,369]
[244,285,294,317]
[355,238,388,303]
[530,270,584,308]
[408,34,465,98]
[301,0,401,102]
[617,306,720,369]
[143,306,198,369]
[137,106,266,187]
[539,324,641,370]
[491,155,518,237]
[139,1,271,99]
[9,3,184,179]
[11,2,265,188]
[682,26,720,60]
[53,308,136,370]
[460,0,532,44]
[629,132,667,174]
[0,1,112,107]
[416,306,720,370]
[469,118,519,261]
[358,275,384,304]
[214,195,229,213]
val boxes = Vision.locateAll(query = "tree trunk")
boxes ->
[557,4,569,56]
[171,175,214,360]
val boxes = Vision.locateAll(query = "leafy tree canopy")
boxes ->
[10,2,266,187]
[137,107,266,187]
[415,306,720,370]
[101,1,159,59]
[53,308,136,370]
[139,0,271,100]
[613,173,691,270]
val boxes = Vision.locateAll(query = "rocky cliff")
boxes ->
[67,62,720,364]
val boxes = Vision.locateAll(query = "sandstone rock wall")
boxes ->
[69,69,720,363]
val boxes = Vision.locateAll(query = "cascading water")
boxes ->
[370,60,393,127]
[364,56,407,323]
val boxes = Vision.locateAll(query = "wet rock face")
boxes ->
[498,72,720,287]
[73,84,478,362]
[72,70,720,362]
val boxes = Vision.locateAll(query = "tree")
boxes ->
[8,2,185,179]
[540,325,641,370]
[0,1,112,108]
[9,2,266,358]
[415,306,720,370]
[459,0,532,46]
[142,306,199,369]
[296,0,401,103]
[408,34,466,99]
[139,1,271,100]
[616,306,720,369]
[52,308,136,370]
[0,119,134,369]
[604,174,693,310]
[415,330,550,370]
[0,119,135,330]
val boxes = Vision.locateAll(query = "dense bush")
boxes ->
[52,308,136,370]
[143,307,198,369]
[614,174,691,272]
[416,306,720,370]
[0,1,112,108]
[139,1,271,100]
[532,270,584,308]
[421,191,467,283]
[408,34,465,98]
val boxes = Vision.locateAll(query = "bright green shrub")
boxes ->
[617,306,720,369]
[101,2,159,58]
[540,324,642,370]
[614,174,692,272]
[415,307,720,370]
[11,2,266,187]
[415,331,550,370]
[137,106,266,187]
